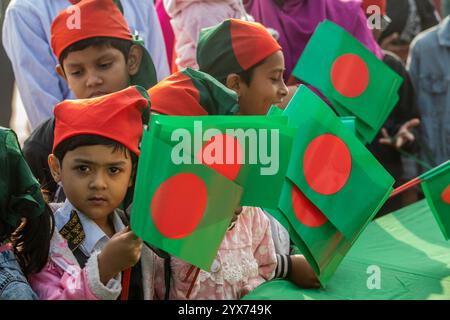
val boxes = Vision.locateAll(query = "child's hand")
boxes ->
[379,118,420,149]
[98,227,143,285]
[288,255,321,289]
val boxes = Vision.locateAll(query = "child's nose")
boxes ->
[89,172,107,190]
[86,73,103,87]
[279,82,289,98]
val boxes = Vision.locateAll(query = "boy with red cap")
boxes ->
[28,86,156,300]
[22,0,158,202]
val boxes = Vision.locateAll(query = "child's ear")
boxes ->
[225,74,243,96]
[48,154,62,183]
[127,45,143,76]
[56,64,67,81]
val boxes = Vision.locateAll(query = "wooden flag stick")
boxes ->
[186,267,200,299]
[389,177,423,199]
[120,268,132,300]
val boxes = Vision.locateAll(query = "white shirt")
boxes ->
[54,199,126,289]
[2,0,170,129]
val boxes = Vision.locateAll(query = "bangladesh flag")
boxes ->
[131,114,294,269]
[149,114,295,208]
[269,105,357,134]
[264,86,393,284]
[284,85,394,243]
[292,20,403,144]
[420,160,450,240]
[131,118,243,270]
[267,180,352,285]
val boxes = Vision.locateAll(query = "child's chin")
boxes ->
[83,205,114,220]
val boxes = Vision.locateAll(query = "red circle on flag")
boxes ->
[151,173,207,239]
[303,134,352,195]
[196,133,242,181]
[291,184,327,227]
[331,54,370,98]
[442,185,450,205]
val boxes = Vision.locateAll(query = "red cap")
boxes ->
[197,19,282,81]
[51,0,132,60]
[53,86,149,156]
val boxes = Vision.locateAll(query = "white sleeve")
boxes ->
[2,3,71,129]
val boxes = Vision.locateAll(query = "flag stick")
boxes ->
[389,177,423,198]
[120,268,132,300]
[186,267,200,299]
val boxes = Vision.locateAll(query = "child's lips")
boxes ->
[89,91,107,98]
[272,101,282,107]
[87,196,108,205]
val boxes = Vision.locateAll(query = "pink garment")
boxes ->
[244,0,384,81]
[155,0,175,68]
[0,243,13,253]
[29,230,120,300]
[164,0,245,69]
[154,207,277,300]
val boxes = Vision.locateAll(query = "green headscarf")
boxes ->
[0,128,45,241]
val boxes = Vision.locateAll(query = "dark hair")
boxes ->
[10,203,55,276]
[53,134,138,167]
[59,37,133,68]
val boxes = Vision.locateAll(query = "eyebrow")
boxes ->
[269,68,286,73]
[65,53,115,68]
[72,159,128,166]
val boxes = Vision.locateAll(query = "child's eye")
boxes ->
[109,167,121,174]
[76,165,90,173]
[99,62,112,69]
[70,70,83,76]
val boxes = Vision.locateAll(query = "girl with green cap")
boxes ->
[197,18,290,116]
[0,128,54,299]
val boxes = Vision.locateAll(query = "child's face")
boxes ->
[237,51,289,115]
[51,145,133,226]
[58,45,130,99]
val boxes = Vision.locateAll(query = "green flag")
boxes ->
[292,20,403,144]
[283,86,394,243]
[131,119,243,270]
[340,116,356,134]
[268,180,352,285]
[264,86,393,284]
[149,114,295,208]
[420,160,450,240]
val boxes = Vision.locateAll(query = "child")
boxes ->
[0,127,54,299]
[197,18,298,253]
[28,86,156,300]
[197,19,289,116]
[2,0,168,129]
[22,0,158,202]
[148,69,319,300]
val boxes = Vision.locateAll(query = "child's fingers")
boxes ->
[122,229,140,240]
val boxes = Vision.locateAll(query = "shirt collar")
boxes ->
[437,16,450,48]
[55,200,126,255]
